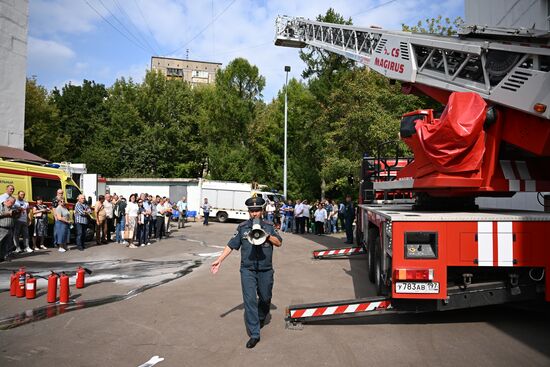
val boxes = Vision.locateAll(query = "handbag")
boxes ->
[123,228,134,240]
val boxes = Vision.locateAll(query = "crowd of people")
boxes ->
[0,184,189,261]
[264,194,356,244]
[0,180,357,262]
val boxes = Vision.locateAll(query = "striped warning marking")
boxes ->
[289,300,392,319]
[477,221,515,267]
[312,247,365,258]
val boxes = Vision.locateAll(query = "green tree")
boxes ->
[259,79,323,200]
[51,80,109,161]
[24,77,64,160]
[319,69,433,198]
[201,58,268,182]
[402,15,463,35]
[299,8,356,105]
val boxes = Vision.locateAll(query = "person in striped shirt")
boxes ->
[74,194,92,251]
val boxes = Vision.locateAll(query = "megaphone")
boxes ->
[247,219,268,245]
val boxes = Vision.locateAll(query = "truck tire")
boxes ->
[216,211,228,223]
[367,228,377,283]
[355,226,363,248]
[375,237,391,296]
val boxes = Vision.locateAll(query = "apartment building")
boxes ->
[151,56,221,85]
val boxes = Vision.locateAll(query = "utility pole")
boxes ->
[284,65,290,199]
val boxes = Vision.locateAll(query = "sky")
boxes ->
[27,0,464,101]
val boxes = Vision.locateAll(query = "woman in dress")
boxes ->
[32,196,49,250]
[125,194,139,249]
[54,198,71,252]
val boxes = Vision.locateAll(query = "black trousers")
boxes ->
[156,217,165,240]
[149,218,156,238]
[296,217,305,234]
[106,218,114,241]
[315,221,324,235]
[76,223,87,249]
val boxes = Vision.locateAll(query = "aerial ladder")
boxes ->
[274,16,550,325]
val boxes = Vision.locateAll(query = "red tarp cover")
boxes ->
[417,92,487,173]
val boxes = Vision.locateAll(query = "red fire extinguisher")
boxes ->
[25,274,37,299]
[15,267,26,298]
[76,266,92,289]
[47,272,59,303]
[59,272,70,304]
[10,271,17,296]
[76,267,85,288]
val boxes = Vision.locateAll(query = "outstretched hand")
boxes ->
[211,259,221,274]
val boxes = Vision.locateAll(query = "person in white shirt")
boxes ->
[125,194,139,248]
[314,203,327,236]
[156,198,166,240]
[294,200,305,234]
[0,184,14,203]
[202,198,211,226]
[13,190,32,253]
[104,193,114,242]
[330,200,339,234]
[176,196,188,229]
[265,200,275,222]
[163,197,173,235]
[302,200,311,233]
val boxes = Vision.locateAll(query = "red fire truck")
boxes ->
[275,15,550,323]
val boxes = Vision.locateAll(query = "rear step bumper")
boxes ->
[286,296,393,323]
[312,246,365,259]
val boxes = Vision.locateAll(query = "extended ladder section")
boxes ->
[275,16,550,119]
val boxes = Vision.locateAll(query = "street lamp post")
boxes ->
[283,65,290,199]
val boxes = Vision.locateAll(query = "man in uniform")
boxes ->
[210,196,282,349]
[344,194,355,244]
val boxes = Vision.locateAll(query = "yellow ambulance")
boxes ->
[0,158,94,242]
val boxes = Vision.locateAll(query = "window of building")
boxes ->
[167,68,183,77]
[192,70,209,78]
[31,178,61,202]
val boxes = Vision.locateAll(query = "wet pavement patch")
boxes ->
[0,259,201,330]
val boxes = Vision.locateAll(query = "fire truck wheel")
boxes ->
[356,227,363,248]
[367,228,377,283]
[375,237,391,296]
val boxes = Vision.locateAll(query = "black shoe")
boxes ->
[246,337,260,349]
[260,320,265,328]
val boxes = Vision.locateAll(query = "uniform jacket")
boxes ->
[227,219,282,271]
[344,201,355,221]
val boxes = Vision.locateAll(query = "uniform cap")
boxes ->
[245,196,266,211]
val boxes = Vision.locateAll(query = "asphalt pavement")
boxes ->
[1,221,549,367]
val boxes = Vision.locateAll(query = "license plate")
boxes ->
[395,282,439,294]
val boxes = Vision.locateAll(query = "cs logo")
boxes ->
[383,47,400,58]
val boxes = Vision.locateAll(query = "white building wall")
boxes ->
[0,0,28,149]
[465,0,549,31]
